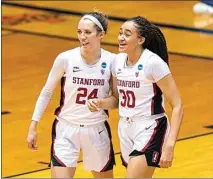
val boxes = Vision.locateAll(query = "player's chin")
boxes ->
[118,47,127,53]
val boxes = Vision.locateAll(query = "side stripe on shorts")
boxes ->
[120,154,128,167]
[50,119,67,167]
[100,121,116,171]
[141,116,167,153]
[129,116,168,167]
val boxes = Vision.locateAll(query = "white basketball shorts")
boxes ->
[118,116,170,167]
[50,118,115,172]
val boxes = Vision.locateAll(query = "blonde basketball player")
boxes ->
[88,16,183,178]
[26,12,117,178]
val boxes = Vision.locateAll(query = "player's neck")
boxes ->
[127,48,144,66]
[81,47,101,65]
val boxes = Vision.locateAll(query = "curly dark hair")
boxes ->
[127,16,169,65]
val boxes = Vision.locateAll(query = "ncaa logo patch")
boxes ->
[101,62,107,68]
[138,64,143,70]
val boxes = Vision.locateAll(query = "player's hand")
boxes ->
[27,128,38,150]
[87,99,101,112]
[159,144,174,168]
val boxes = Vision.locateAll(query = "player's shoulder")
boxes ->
[116,53,127,60]
[57,47,80,59]
[114,53,127,66]
[101,49,116,67]
[101,48,116,58]
[143,49,165,65]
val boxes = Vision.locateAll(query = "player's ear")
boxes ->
[99,31,105,40]
[138,36,145,45]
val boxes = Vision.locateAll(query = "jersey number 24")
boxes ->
[76,88,98,104]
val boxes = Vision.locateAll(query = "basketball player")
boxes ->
[26,11,117,178]
[88,16,183,178]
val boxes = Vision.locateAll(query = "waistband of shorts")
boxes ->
[120,113,165,121]
[56,116,106,128]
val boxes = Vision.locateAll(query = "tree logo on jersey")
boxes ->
[101,62,107,68]
[152,151,159,163]
[101,69,105,75]
[135,72,139,77]
[138,64,143,70]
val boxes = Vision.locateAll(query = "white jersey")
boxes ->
[32,47,115,125]
[112,49,171,118]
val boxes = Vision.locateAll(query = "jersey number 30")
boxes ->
[76,88,98,104]
[119,89,135,108]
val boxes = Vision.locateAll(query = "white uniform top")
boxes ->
[112,49,171,119]
[32,47,115,125]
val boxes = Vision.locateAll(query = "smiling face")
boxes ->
[77,18,103,51]
[118,21,144,54]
